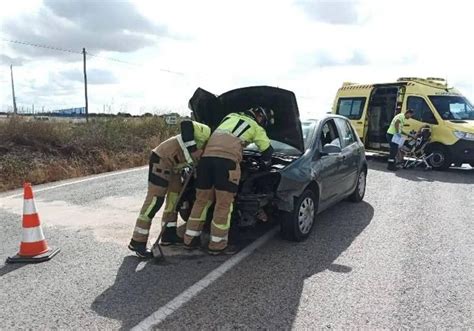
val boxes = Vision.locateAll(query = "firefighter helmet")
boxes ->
[244,106,274,128]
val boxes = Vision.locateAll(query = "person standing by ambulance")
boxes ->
[386,109,414,171]
[128,120,211,258]
[183,106,274,255]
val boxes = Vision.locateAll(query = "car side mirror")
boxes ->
[320,144,342,156]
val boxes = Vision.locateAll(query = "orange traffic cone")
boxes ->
[6,183,60,263]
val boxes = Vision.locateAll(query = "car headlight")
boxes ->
[454,130,474,141]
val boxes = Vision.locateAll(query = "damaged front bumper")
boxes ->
[235,193,274,227]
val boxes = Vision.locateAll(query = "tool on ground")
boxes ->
[152,166,195,261]
[6,183,60,264]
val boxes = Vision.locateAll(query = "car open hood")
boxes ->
[189,86,304,152]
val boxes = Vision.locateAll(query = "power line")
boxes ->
[1,37,82,55]
[159,68,185,76]
[1,37,186,75]
[87,52,185,75]
[86,52,140,66]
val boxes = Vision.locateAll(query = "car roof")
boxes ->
[302,114,348,122]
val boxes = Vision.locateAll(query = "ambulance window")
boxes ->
[336,97,366,120]
[407,96,437,124]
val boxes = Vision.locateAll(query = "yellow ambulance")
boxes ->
[332,77,474,169]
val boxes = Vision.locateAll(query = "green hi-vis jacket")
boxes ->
[178,120,211,164]
[216,113,271,151]
[203,113,273,163]
[387,113,406,135]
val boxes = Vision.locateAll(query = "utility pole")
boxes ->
[82,48,89,122]
[10,65,18,115]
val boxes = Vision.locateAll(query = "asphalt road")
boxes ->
[0,160,472,330]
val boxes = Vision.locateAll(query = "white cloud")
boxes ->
[1,0,473,116]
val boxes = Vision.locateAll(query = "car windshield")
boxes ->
[245,120,318,155]
[302,120,318,148]
[428,95,474,120]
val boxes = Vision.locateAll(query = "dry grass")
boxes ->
[0,116,178,192]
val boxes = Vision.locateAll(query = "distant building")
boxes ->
[51,107,86,117]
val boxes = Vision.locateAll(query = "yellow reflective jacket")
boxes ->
[203,113,273,163]
[178,120,211,164]
[387,113,406,135]
[216,113,271,152]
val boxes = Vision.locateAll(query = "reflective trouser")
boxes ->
[132,152,182,243]
[386,133,398,169]
[184,157,240,251]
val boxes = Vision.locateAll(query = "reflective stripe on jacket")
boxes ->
[203,113,271,162]
[178,120,211,164]
[215,113,271,151]
[152,120,211,169]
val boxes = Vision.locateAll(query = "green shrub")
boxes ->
[0,116,178,191]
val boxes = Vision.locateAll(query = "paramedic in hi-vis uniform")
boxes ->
[184,107,274,255]
[129,120,211,258]
[386,109,414,171]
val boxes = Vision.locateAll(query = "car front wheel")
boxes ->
[280,190,316,242]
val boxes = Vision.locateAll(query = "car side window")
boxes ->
[407,96,438,124]
[335,118,356,148]
[320,119,341,149]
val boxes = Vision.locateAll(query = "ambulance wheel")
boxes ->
[427,144,451,170]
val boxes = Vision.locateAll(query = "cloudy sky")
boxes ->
[1,0,473,118]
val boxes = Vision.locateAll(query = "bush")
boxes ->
[0,117,178,191]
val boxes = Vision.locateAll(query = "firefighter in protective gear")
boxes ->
[128,120,211,258]
[184,106,274,255]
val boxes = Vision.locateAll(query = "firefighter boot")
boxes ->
[161,227,183,246]
[184,236,201,250]
[128,239,153,259]
[208,244,239,256]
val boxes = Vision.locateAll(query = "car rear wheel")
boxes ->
[280,190,316,242]
[349,168,367,202]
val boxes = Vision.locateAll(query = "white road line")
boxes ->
[1,166,147,199]
[132,227,278,331]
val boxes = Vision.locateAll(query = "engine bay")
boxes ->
[241,150,298,177]
[178,150,301,228]
[236,150,299,226]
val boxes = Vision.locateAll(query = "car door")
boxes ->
[334,118,360,195]
[316,119,344,204]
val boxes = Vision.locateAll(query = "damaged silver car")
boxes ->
[178,86,368,241]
